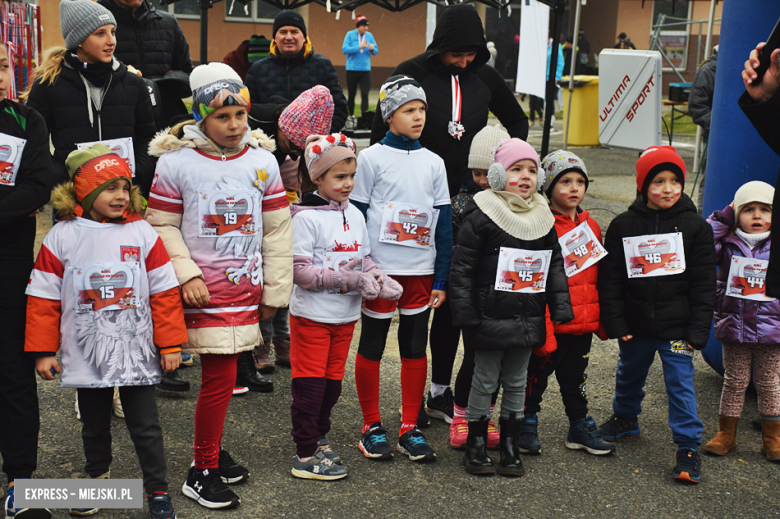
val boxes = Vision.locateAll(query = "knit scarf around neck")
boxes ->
[65,52,113,87]
[474,189,555,241]
[736,228,770,250]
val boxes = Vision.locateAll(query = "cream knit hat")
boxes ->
[734,181,774,219]
[468,124,510,170]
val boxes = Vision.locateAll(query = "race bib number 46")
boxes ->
[379,201,440,249]
[559,222,607,277]
[622,232,686,279]
[726,256,776,301]
[0,132,26,186]
[494,247,552,293]
[198,189,258,237]
[73,263,140,313]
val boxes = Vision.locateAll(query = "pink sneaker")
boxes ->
[450,417,468,449]
[487,419,500,450]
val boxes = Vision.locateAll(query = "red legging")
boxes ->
[193,353,239,469]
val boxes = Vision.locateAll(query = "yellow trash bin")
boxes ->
[561,75,600,146]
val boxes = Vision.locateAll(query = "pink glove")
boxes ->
[333,258,380,300]
[363,260,403,300]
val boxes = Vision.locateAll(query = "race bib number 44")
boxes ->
[73,263,140,313]
[726,256,775,301]
[0,132,26,186]
[379,201,439,249]
[559,222,607,277]
[198,189,258,237]
[622,232,686,278]
[495,247,552,293]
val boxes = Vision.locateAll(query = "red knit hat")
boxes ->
[636,146,686,196]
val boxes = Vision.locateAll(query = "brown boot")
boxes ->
[253,339,275,374]
[760,419,780,461]
[703,416,738,455]
[273,335,291,367]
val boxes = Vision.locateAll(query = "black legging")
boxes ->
[529,95,544,123]
[346,70,371,117]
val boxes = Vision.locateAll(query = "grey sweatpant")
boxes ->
[466,347,533,421]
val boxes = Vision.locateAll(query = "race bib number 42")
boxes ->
[494,247,552,293]
[622,232,686,279]
[559,221,607,277]
[198,189,258,237]
[73,263,140,313]
[726,256,776,301]
[379,201,440,249]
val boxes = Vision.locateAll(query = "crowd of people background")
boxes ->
[2,1,780,518]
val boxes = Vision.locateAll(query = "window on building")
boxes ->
[652,0,691,28]
[225,0,281,22]
[652,0,692,72]
[173,0,200,18]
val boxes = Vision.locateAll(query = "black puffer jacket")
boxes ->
[245,39,347,133]
[26,59,157,196]
[98,0,193,79]
[449,201,573,351]
[370,4,528,198]
[689,52,717,139]
[598,194,716,347]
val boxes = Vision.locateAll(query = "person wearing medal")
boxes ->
[342,14,378,131]
[369,2,528,428]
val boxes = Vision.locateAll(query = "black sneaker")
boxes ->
[673,448,702,483]
[359,422,394,459]
[426,388,454,424]
[517,413,541,454]
[147,491,176,519]
[565,417,617,455]
[397,428,437,462]
[219,449,250,484]
[236,351,273,393]
[598,413,640,441]
[157,369,190,392]
[182,467,240,509]
[291,452,349,480]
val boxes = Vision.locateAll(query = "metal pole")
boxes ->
[200,0,211,65]
[693,0,717,175]
[541,0,565,158]
[562,0,582,150]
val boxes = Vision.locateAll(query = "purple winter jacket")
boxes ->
[708,206,780,345]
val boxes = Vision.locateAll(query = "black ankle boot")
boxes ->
[463,417,495,475]
[497,415,525,477]
[157,369,190,392]
[236,351,273,393]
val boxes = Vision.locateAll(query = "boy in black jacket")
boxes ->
[597,146,716,484]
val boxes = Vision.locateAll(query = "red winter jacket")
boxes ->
[223,40,251,82]
[552,209,607,339]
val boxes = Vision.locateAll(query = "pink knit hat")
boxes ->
[493,138,539,172]
[279,85,334,150]
[305,133,356,181]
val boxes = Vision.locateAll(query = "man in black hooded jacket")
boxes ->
[370,4,528,199]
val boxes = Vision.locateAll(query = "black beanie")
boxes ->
[273,10,307,38]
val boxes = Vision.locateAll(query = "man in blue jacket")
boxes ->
[342,14,378,129]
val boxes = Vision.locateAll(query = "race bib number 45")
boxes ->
[379,201,439,249]
[73,263,140,313]
[726,256,776,301]
[622,232,686,279]
[494,247,552,293]
[198,189,258,237]
[559,222,607,277]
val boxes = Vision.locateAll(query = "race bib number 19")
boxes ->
[198,189,258,237]
[494,247,552,293]
[726,256,775,301]
[379,201,439,249]
[73,263,140,313]
[622,232,686,279]
[559,221,607,277]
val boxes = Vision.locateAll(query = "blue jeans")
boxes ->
[259,306,290,341]
[613,337,703,448]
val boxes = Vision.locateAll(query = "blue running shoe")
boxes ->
[598,413,640,441]
[147,491,176,519]
[397,428,436,462]
[673,448,702,483]
[5,484,52,519]
[566,417,617,455]
[359,423,394,459]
